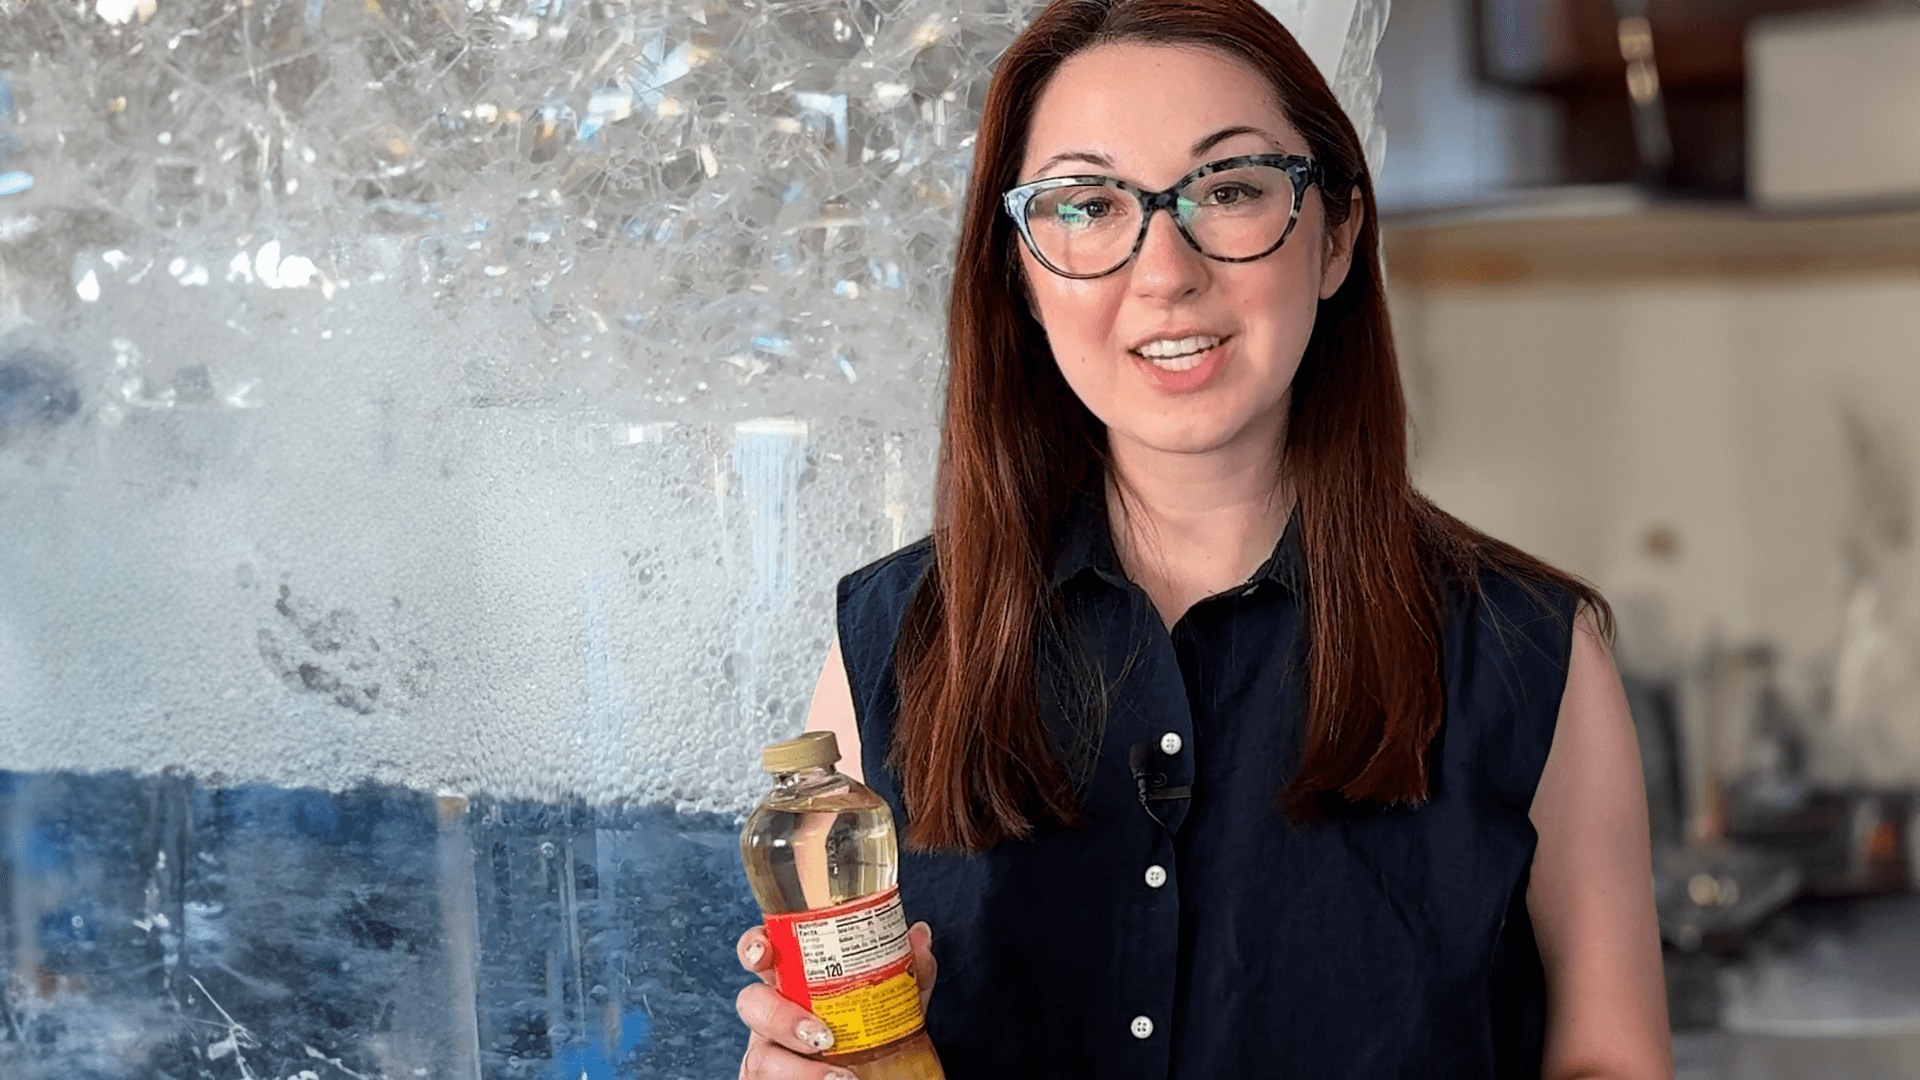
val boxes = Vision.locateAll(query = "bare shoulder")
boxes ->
[1537,605,1634,828]
[805,631,864,784]
[1532,602,1636,841]
[1527,602,1674,1079]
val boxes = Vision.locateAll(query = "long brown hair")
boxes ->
[891,0,1610,852]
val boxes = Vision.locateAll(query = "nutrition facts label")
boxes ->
[792,890,910,983]
[763,886,925,1053]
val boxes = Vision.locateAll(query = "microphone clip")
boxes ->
[1128,741,1191,828]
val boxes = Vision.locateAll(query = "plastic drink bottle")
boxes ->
[740,732,945,1079]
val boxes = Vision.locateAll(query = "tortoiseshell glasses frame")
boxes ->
[1001,153,1323,280]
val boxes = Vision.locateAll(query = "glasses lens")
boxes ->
[1178,165,1299,259]
[1024,181,1139,276]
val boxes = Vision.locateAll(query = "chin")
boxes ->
[1119,423,1244,457]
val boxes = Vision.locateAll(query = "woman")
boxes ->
[736,0,1671,1076]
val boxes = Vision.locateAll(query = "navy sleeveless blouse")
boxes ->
[835,491,1577,1079]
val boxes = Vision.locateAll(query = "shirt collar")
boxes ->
[1046,484,1305,598]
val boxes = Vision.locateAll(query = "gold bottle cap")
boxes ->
[761,731,841,774]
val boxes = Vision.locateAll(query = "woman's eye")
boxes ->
[1060,198,1112,222]
[1203,184,1262,206]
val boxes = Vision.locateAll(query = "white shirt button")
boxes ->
[1159,731,1183,755]
[1144,864,1168,889]
[1130,1015,1154,1039]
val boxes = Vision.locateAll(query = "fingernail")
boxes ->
[825,1072,856,1080]
[797,1018,835,1051]
[744,940,765,966]
[912,920,931,943]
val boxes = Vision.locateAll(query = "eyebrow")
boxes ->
[1028,125,1282,179]
[1189,124,1276,158]
[1030,149,1116,174]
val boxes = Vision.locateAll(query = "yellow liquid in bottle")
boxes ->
[741,764,945,1080]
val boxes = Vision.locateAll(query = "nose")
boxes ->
[1128,207,1208,302]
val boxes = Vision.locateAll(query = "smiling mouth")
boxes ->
[1131,334,1227,372]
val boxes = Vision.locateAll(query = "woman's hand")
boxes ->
[735,921,938,1080]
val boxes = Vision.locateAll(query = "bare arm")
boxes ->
[803,631,864,784]
[1529,609,1673,1080]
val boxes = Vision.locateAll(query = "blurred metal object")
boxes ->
[1684,642,1784,847]
[1731,786,1919,898]
[1624,672,1687,846]
[1910,800,1920,894]
[1472,0,1859,196]
[1628,656,1918,957]
[1611,0,1673,180]
[1719,1030,1920,1080]
[1718,894,1920,1079]
[1655,843,1803,951]
[1629,670,1805,951]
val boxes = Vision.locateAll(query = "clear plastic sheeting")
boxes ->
[0,0,1387,811]
[0,769,762,1079]
[0,0,1029,430]
[1257,0,1388,178]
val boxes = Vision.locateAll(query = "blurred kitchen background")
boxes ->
[0,0,1916,1077]
[1378,0,1920,1074]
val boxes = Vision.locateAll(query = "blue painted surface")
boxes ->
[0,770,758,1079]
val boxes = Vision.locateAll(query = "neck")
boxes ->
[1104,429,1293,626]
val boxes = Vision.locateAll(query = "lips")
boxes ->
[1130,335,1227,393]
[1129,332,1230,373]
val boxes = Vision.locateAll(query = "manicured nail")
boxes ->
[745,940,765,966]
[796,1018,835,1051]
[825,1072,856,1080]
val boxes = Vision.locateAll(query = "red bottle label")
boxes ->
[762,886,924,1053]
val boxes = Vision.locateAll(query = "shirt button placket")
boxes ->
[1125,829,1175,1070]
[1115,831,1176,1073]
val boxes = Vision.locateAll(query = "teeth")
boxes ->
[1134,334,1221,370]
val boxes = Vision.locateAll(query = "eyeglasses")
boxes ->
[1002,153,1322,280]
